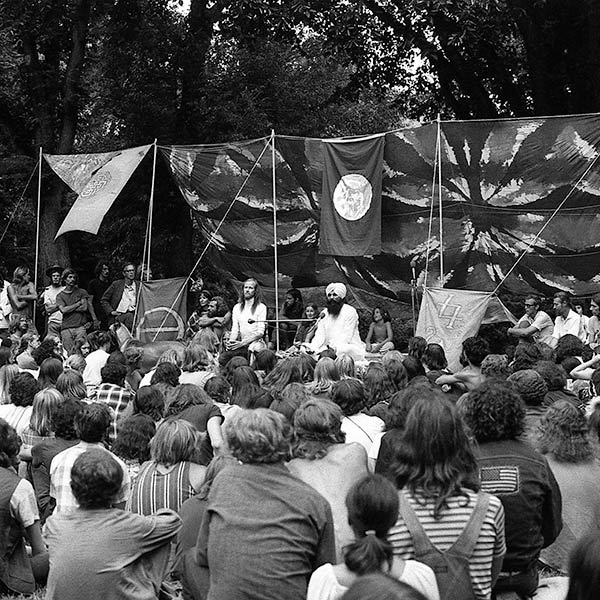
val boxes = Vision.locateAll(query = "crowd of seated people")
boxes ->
[3,266,600,599]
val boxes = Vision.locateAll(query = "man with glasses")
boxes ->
[101,262,138,330]
[507,295,554,346]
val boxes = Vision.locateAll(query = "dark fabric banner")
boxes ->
[134,278,187,342]
[162,114,600,300]
[319,136,384,256]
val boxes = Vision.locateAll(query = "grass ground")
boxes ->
[0,591,45,600]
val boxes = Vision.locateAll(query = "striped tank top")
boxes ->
[126,461,195,515]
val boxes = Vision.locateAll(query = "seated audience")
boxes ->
[307,356,340,399]
[204,375,239,421]
[332,379,384,453]
[45,449,181,600]
[37,357,63,389]
[55,369,87,402]
[112,413,156,483]
[133,385,166,424]
[164,384,224,463]
[340,573,429,600]
[0,418,48,596]
[263,357,303,400]
[0,372,40,435]
[193,408,336,600]
[461,380,561,598]
[389,392,506,600]
[230,365,272,409]
[537,400,600,572]
[336,353,356,380]
[49,403,131,513]
[15,331,40,371]
[0,364,19,404]
[175,455,238,599]
[269,382,311,423]
[288,399,369,559]
[126,418,207,515]
[95,362,133,444]
[178,343,214,389]
[436,336,489,391]
[533,360,578,407]
[507,368,548,447]
[31,398,83,523]
[81,330,111,397]
[307,474,439,600]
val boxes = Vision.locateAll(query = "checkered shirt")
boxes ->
[94,383,133,445]
[49,441,131,513]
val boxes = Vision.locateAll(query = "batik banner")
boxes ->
[415,288,492,371]
[319,135,384,256]
[45,144,151,238]
[135,277,187,343]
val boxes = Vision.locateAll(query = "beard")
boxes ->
[327,298,344,316]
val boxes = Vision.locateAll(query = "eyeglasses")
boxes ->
[524,303,536,307]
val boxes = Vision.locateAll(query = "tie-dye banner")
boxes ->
[162,115,600,300]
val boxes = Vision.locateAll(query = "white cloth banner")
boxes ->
[415,288,492,372]
[45,144,151,237]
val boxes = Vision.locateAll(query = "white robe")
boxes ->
[309,303,365,360]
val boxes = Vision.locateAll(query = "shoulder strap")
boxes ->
[450,492,490,558]
[398,491,436,556]
[346,416,373,443]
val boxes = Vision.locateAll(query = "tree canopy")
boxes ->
[1,0,599,284]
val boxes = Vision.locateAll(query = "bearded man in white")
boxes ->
[307,283,365,361]
[219,278,267,366]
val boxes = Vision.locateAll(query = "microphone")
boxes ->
[248,318,317,324]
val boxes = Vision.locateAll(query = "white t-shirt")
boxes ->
[307,561,440,600]
[83,349,110,397]
[341,413,384,454]
[43,285,65,325]
[523,310,554,346]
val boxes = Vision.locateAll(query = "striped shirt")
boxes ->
[389,488,506,600]
[126,461,195,516]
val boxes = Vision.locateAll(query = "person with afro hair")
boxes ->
[462,379,562,599]
[507,369,548,447]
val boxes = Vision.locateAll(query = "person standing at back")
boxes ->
[101,262,139,331]
[41,265,64,338]
[87,261,111,331]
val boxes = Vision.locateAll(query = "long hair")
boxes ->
[230,366,271,409]
[566,533,600,600]
[0,364,19,404]
[30,388,64,436]
[309,357,339,395]
[237,278,263,314]
[363,364,395,408]
[263,358,303,395]
[422,343,448,371]
[181,343,210,372]
[55,370,87,401]
[292,398,345,459]
[12,266,29,286]
[344,474,398,575]
[38,357,63,389]
[392,393,478,518]
[150,418,203,466]
[538,400,593,463]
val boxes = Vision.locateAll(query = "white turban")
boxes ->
[326,282,347,299]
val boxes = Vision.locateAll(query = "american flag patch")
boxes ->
[479,465,520,494]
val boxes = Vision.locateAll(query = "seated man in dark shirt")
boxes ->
[462,379,562,599]
[188,408,336,600]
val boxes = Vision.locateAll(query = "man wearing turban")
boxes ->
[307,283,365,360]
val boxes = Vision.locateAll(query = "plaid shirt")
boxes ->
[49,441,131,513]
[95,383,133,444]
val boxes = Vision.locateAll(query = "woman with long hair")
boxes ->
[365,307,395,354]
[38,357,63,389]
[179,343,214,389]
[20,388,63,458]
[307,357,340,399]
[0,364,19,404]
[55,370,87,402]
[126,418,207,515]
[307,474,439,600]
[566,532,600,600]
[294,303,319,345]
[230,365,272,409]
[389,392,506,600]
[363,363,396,419]
[537,400,600,572]
[263,357,304,400]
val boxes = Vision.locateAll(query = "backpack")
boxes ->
[398,490,491,600]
